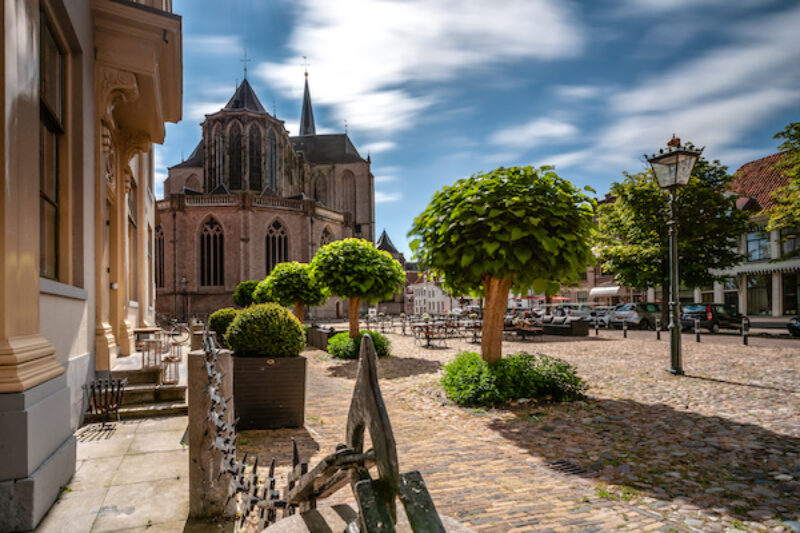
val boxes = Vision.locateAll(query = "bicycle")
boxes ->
[157,315,191,345]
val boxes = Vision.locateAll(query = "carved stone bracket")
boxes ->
[117,130,152,192]
[98,66,140,193]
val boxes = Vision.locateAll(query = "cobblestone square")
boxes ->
[241,331,800,532]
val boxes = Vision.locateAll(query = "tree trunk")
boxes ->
[293,302,304,324]
[661,284,670,329]
[348,297,361,338]
[480,277,513,364]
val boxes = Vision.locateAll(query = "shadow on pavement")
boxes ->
[238,426,321,466]
[327,356,442,380]
[488,397,800,523]
[684,374,800,394]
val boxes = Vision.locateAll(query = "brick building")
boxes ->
[156,73,375,319]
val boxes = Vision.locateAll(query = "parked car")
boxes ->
[788,316,800,337]
[552,304,592,319]
[680,303,749,333]
[610,302,662,330]
[588,306,615,327]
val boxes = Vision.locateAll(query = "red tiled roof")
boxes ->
[730,152,790,211]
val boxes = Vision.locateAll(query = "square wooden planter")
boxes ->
[233,355,306,430]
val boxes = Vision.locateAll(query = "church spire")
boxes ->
[299,59,316,136]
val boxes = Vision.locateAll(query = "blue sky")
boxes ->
[156,0,800,257]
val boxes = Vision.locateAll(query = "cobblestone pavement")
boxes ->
[241,331,800,533]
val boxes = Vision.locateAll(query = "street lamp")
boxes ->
[646,135,703,375]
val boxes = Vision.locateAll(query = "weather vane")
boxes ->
[302,55,311,76]
[344,119,348,134]
[241,48,251,79]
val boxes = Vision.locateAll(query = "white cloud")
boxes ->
[489,118,579,149]
[184,35,243,56]
[185,100,227,122]
[554,85,604,100]
[153,145,168,199]
[361,141,397,154]
[375,191,402,204]
[562,5,800,174]
[374,175,396,184]
[257,0,583,135]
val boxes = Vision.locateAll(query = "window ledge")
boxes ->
[40,278,88,300]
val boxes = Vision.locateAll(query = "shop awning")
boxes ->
[589,286,621,298]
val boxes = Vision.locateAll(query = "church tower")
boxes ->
[299,71,316,136]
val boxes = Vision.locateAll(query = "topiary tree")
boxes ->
[252,279,275,304]
[261,262,327,324]
[409,166,595,363]
[232,280,260,308]
[208,307,239,346]
[224,303,304,357]
[311,239,405,338]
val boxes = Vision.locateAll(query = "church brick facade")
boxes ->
[157,76,374,320]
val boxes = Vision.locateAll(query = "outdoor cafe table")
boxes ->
[133,327,161,350]
[463,320,482,343]
[410,321,445,348]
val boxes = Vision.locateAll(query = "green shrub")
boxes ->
[224,303,304,357]
[209,308,239,345]
[441,351,586,407]
[233,280,260,308]
[327,330,390,360]
[440,352,504,406]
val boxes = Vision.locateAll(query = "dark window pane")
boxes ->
[41,22,63,123]
[40,199,58,278]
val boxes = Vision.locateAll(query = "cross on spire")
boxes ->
[302,56,311,76]
[241,48,251,79]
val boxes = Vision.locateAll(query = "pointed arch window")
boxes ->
[266,220,287,274]
[314,175,328,206]
[320,227,332,248]
[267,131,277,191]
[229,123,242,190]
[211,131,224,191]
[249,127,262,191]
[155,227,165,288]
[200,218,224,286]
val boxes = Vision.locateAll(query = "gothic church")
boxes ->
[156,74,374,319]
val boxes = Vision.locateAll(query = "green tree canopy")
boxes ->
[765,122,800,255]
[408,166,596,362]
[262,262,327,323]
[232,280,260,308]
[311,238,405,337]
[595,153,748,313]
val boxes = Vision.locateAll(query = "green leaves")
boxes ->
[310,238,405,303]
[408,165,595,296]
[261,262,327,307]
[594,154,748,290]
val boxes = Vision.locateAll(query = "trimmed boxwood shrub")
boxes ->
[209,308,239,345]
[233,280,260,308]
[442,351,586,407]
[224,303,304,357]
[327,330,390,360]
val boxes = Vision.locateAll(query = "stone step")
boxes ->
[121,383,186,406]
[111,367,161,385]
[84,401,187,423]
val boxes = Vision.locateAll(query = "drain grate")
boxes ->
[547,458,590,476]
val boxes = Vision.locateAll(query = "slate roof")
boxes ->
[223,79,267,113]
[376,230,399,255]
[170,140,203,169]
[730,152,789,212]
[290,134,365,164]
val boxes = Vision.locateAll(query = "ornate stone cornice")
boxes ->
[100,65,139,118]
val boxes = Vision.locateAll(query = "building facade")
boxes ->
[156,76,374,320]
[0,0,181,529]
[718,152,800,317]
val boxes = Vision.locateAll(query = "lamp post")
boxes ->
[646,136,703,375]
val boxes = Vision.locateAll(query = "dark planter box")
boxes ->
[233,355,306,430]
[307,327,338,351]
